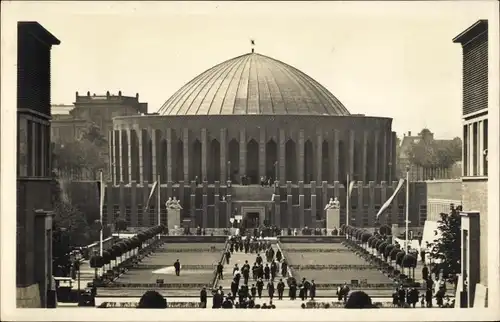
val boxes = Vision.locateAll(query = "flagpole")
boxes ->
[157,174,161,229]
[99,170,104,257]
[405,165,410,251]
[346,173,350,237]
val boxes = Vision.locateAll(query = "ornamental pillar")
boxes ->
[201,128,208,180]
[373,131,379,182]
[183,128,189,182]
[316,131,323,183]
[166,128,173,182]
[298,130,305,182]
[239,129,246,179]
[220,129,227,183]
[332,130,340,182]
[259,128,266,178]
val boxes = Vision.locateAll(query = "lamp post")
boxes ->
[227,161,231,182]
[274,161,278,182]
[405,165,410,251]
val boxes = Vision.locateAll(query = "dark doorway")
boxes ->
[243,212,260,229]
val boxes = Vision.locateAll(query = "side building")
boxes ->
[51,92,148,180]
[453,19,489,307]
[16,22,60,308]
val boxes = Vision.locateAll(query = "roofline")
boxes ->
[452,19,488,44]
[18,21,60,46]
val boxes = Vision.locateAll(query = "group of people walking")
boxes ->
[206,234,322,308]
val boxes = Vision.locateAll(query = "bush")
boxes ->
[137,290,167,308]
[345,291,375,309]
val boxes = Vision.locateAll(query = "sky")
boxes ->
[2,1,499,139]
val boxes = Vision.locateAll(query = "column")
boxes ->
[112,130,117,184]
[166,128,173,182]
[373,131,379,182]
[279,129,286,182]
[362,131,368,183]
[478,121,484,175]
[259,128,266,178]
[127,128,132,184]
[201,128,208,180]
[119,129,124,182]
[468,124,474,176]
[348,130,355,176]
[40,124,45,176]
[316,131,323,183]
[150,128,157,181]
[298,130,305,182]
[31,121,36,175]
[108,130,113,182]
[138,128,144,183]
[381,131,387,182]
[220,129,227,183]
[391,132,397,182]
[239,129,246,178]
[183,128,189,182]
[333,130,340,182]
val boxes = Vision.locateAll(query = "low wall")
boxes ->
[278,236,345,244]
[159,235,227,243]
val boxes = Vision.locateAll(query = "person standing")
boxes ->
[225,249,231,265]
[217,262,224,280]
[174,259,181,276]
[256,278,264,299]
[422,264,429,281]
[200,287,207,308]
[277,279,285,300]
[309,280,316,301]
[250,284,257,298]
[264,264,270,281]
[267,280,275,300]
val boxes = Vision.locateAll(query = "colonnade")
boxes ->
[109,127,396,185]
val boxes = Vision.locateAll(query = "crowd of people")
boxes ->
[203,235,324,309]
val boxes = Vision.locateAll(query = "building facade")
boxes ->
[16,22,60,308]
[453,19,488,307]
[103,52,428,229]
[51,92,148,144]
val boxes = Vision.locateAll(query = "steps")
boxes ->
[231,185,275,201]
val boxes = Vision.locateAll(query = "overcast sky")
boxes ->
[2,1,498,139]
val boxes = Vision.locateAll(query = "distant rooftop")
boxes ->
[51,104,73,115]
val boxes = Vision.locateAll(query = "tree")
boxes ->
[138,290,167,309]
[428,205,461,284]
[406,128,462,179]
[52,123,107,180]
[345,291,375,309]
[115,218,128,238]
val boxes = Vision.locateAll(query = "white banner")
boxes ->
[376,178,405,220]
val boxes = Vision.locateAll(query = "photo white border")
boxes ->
[1,1,499,321]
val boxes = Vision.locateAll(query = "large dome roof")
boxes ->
[158,52,350,116]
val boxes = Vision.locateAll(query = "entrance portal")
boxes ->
[244,212,260,229]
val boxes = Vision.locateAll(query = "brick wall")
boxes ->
[462,180,488,286]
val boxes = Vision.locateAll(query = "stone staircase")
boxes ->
[231,185,275,201]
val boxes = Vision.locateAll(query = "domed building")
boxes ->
[104,51,415,231]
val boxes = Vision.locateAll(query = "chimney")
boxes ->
[106,91,110,98]
[87,91,90,97]
[136,93,139,100]
[408,131,411,136]
[75,91,79,100]
[118,91,122,97]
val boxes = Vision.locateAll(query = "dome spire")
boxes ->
[250,39,255,53]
